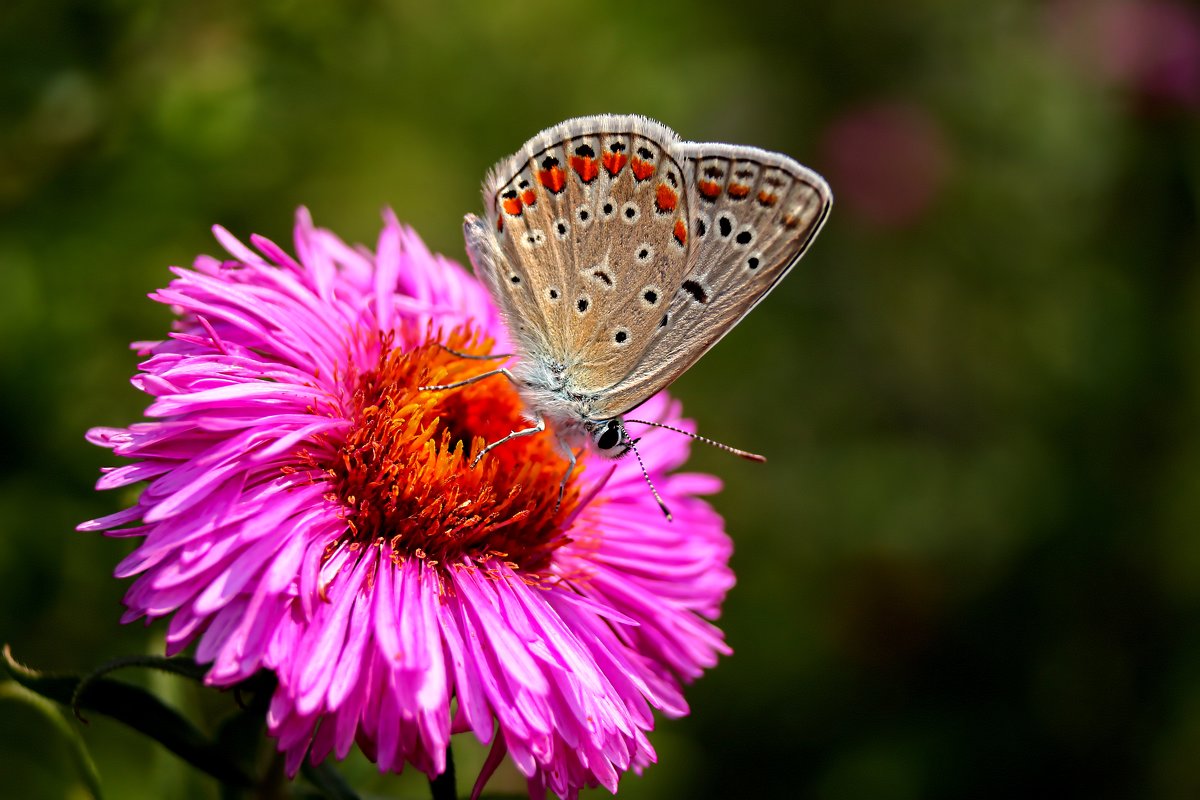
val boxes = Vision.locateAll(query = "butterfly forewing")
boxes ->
[478,116,694,393]
[588,141,831,419]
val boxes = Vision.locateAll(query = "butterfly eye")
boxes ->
[596,421,622,450]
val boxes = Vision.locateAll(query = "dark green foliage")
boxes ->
[2,1,1199,799]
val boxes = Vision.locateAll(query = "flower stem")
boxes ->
[429,745,457,800]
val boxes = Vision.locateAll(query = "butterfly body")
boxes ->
[453,114,831,475]
[508,355,634,458]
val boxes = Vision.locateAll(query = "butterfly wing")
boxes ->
[587,140,832,419]
[469,115,694,391]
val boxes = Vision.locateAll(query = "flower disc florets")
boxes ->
[323,328,577,573]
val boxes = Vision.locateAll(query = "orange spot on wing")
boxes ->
[655,183,678,213]
[502,197,523,216]
[521,189,537,207]
[569,156,599,183]
[673,219,687,246]
[698,179,722,200]
[630,157,655,181]
[496,217,504,232]
[537,167,566,194]
[727,183,751,199]
[757,190,779,207]
[602,152,627,176]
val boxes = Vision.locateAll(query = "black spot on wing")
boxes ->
[682,280,709,304]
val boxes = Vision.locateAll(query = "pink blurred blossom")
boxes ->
[1049,0,1200,110]
[818,101,951,229]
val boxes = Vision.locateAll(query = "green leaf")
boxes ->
[0,680,105,800]
[213,672,276,800]
[2,645,254,789]
[70,653,209,720]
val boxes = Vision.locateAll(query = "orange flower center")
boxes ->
[322,328,580,573]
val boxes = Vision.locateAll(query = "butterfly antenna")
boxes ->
[629,438,673,522]
[434,342,514,361]
[625,419,767,463]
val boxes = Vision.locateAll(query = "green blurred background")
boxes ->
[4,0,1200,797]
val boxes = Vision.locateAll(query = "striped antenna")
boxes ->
[625,419,767,463]
[629,438,672,522]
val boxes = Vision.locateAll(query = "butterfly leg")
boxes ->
[418,367,516,392]
[470,413,546,469]
[555,439,578,511]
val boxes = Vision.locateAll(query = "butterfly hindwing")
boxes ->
[588,141,832,419]
[470,116,831,423]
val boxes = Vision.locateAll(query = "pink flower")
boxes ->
[1048,0,1200,111]
[818,100,951,230]
[81,208,733,799]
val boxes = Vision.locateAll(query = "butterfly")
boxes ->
[424,115,831,517]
